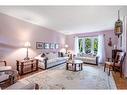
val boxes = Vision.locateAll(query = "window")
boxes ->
[93,38,98,55]
[78,39,83,53]
[78,37,98,55]
[85,38,92,54]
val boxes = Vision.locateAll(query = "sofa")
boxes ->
[35,52,68,69]
[75,53,99,65]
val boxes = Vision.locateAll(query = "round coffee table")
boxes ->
[66,60,83,71]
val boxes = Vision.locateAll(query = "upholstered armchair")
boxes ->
[0,60,18,89]
[104,52,126,77]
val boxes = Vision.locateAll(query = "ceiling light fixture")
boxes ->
[114,10,123,38]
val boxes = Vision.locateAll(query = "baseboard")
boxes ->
[83,62,98,65]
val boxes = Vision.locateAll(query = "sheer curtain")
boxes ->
[97,34,106,64]
[74,36,79,55]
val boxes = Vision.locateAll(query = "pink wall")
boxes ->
[0,12,119,71]
[66,30,118,58]
[0,13,66,69]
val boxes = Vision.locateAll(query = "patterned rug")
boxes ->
[19,64,117,89]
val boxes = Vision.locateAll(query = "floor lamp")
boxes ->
[24,41,31,60]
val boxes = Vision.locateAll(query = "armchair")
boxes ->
[0,60,18,89]
[104,52,126,77]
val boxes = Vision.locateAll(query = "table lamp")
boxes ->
[24,41,31,60]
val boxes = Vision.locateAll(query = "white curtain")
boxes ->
[74,36,79,55]
[97,34,106,64]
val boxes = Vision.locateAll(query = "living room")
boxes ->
[0,6,127,90]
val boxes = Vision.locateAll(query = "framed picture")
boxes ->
[44,43,50,49]
[36,42,44,49]
[50,43,55,49]
[55,44,59,49]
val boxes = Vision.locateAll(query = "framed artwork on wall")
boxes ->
[44,43,50,49]
[55,44,59,49]
[50,43,55,49]
[36,42,44,49]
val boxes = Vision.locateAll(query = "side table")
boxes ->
[16,59,38,75]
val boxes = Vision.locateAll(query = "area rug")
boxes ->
[19,64,117,89]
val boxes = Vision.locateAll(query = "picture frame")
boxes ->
[36,42,44,49]
[44,43,50,49]
[55,43,59,49]
[50,43,55,49]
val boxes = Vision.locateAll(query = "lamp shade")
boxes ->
[24,41,31,47]
[65,44,68,48]
[114,10,123,37]
[115,19,123,37]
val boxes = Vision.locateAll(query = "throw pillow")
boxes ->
[61,52,64,57]
[41,53,46,57]
[58,52,61,57]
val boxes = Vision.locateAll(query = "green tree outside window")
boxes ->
[78,39,83,53]
[93,38,98,55]
[85,38,91,54]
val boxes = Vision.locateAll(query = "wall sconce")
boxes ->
[114,10,123,38]
[24,41,31,60]
[65,44,68,54]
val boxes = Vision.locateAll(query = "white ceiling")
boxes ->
[0,6,127,35]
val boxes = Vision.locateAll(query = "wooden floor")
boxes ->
[18,68,43,79]
[112,71,127,89]
[18,67,127,89]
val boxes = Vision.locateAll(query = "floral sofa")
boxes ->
[35,52,68,69]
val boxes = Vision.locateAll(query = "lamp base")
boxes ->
[24,57,30,60]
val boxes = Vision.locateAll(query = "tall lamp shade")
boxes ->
[24,41,31,47]
[65,44,68,48]
[24,41,31,60]
[114,10,123,38]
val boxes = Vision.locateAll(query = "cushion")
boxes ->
[58,52,64,57]
[41,53,46,57]
[0,74,9,82]
[46,52,58,59]
[0,66,12,71]
[58,52,61,57]
[35,55,45,62]
[47,58,58,64]
[105,61,113,65]
[61,52,64,57]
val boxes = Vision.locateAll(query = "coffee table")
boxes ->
[66,60,83,71]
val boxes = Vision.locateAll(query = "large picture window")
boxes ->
[93,38,98,54]
[78,39,83,53]
[78,36,98,55]
[85,38,92,54]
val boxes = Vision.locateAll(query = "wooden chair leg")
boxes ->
[104,64,106,72]
[108,68,110,76]
[120,73,122,78]
[114,67,116,74]
[120,68,122,78]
